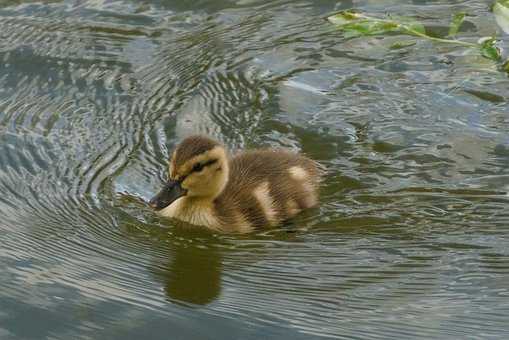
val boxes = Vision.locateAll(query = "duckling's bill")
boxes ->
[149,179,187,210]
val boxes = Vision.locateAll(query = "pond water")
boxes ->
[1,0,509,339]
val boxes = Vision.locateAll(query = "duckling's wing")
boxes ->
[217,149,322,229]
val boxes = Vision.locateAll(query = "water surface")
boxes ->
[1,0,509,339]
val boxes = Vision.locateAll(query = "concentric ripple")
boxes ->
[0,0,509,339]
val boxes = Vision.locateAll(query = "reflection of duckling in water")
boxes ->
[150,135,323,233]
[153,241,222,306]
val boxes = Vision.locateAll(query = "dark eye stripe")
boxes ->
[202,159,218,168]
[192,163,204,172]
[174,159,218,181]
[193,159,218,172]
[178,159,218,181]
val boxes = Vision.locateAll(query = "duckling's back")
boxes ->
[214,149,322,231]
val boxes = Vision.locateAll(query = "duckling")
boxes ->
[149,135,323,233]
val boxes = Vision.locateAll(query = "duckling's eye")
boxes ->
[192,163,204,172]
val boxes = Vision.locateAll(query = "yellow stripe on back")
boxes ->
[252,181,277,226]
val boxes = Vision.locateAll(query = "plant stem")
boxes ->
[405,28,477,48]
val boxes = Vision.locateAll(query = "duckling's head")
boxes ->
[150,135,229,211]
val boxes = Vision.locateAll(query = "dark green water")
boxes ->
[1,0,509,339]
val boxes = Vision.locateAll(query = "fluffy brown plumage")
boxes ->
[150,135,323,233]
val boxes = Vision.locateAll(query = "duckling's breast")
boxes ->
[159,197,220,229]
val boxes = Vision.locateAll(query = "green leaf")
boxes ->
[448,12,466,37]
[342,20,400,36]
[479,37,502,61]
[390,40,417,49]
[327,11,363,26]
[404,22,426,35]
[493,0,509,34]
[328,11,421,37]
[388,15,426,35]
